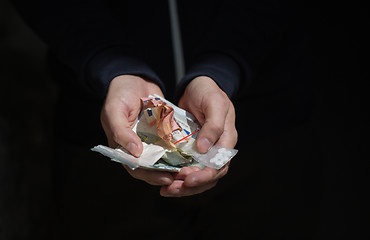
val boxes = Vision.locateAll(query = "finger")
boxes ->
[174,166,201,180]
[160,179,218,197]
[101,102,143,157]
[196,96,229,153]
[215,104,238,149]
[124,166,174,186]
[183,166,229,187]
[161,166,229,197]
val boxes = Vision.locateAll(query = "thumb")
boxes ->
[113,126,143,158]
[196,99,229,154]
[101,106,143,157]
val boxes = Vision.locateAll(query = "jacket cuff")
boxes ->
[85,46,165,98]
[175,53,243,102]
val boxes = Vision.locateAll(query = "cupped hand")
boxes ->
[160,76,238,197]
[101,75,175,186]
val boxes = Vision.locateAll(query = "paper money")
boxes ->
[141,97,180,148]
[92,95,237,171]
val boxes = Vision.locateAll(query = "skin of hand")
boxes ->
[101,75,237,196]
[160,76,238,197]
[101,75,176,186]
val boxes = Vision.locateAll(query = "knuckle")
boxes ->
[219,166,229,178]
[210,93,229,110]
[102,101,115,114]
[142,171,166,186]
[144,179,161,186]
[209,124,224,137]
[100,108,110,126]
[129,171,150,183]
[231,128,238,145]
[220,98,229,110]
[144,176,161,186]
[112,128,127,146]
[112,132,122,145]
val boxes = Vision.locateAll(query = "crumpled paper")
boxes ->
[92,94,237,172]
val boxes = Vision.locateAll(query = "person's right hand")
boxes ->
[101,75,175,186]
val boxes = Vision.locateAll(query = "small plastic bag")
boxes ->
[181,144,238,170]
[92,95,238,171]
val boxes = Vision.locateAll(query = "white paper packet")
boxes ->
[91,142,167,170]
[92,95,238,171]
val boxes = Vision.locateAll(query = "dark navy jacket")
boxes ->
[12,0,311,145]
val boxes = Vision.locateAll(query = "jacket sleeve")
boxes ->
[176,0,298,100]
[11,0,165,98]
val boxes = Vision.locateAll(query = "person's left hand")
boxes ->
[160,76,238,197]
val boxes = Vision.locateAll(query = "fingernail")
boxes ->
[160,177,172,185]
[126,142,139,157]
[198,137,212,153]
[171,188,180,194]
[188,178,199,187]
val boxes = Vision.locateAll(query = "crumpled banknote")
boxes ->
[92,94,238,172]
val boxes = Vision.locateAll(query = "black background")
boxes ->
[1,1,369,239]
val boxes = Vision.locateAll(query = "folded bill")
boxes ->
[92,94,238,172]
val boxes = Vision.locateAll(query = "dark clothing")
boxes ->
[12,0,310,146]
[13,0,248,98]
[10,0,328,239]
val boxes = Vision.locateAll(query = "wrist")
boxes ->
[186,76,228,98]
[109,75,163,98]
